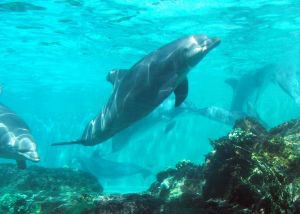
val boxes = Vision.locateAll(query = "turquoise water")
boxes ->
[0,0,300,193]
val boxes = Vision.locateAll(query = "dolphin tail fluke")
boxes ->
[51,140,84,146]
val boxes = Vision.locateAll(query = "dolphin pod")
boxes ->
[52,34,220,147]
[2,34,300,170]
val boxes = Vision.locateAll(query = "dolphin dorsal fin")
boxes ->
[174,77,188,107]
[106,69,129,86]
[225,78,239,90]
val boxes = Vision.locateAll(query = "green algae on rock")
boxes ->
[0,164,102,214]
[203,117,300,213]
[146,117,300,213]
[2,117,300,213]
[149,160,203,201]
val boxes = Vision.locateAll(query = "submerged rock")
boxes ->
[147,117,300,213]
[149,160,203,201]
[0,164,102,214]
[2,117,300,213]
[202,117,300,213]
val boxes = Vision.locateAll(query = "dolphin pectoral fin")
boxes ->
[225,78,238,90]
[156,76,177,105]
[174,78,188,107]
[16,160,26,170]
[106,69,129,85]
[51,140,85,146]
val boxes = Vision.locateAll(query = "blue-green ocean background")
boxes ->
[0,0,300,193]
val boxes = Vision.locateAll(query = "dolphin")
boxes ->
[274,63,300,106]
[52,34,220,147]
[184,101,267,128]
[190,105,246,126]
[188,105,251,126]
[110,99,187,153]
[75,151,151,179]
[111,100,263,153]
[0,93,40,169]
[226,64,275,112]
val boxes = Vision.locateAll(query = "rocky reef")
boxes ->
[2,117,300,213]
[0,165,103,214]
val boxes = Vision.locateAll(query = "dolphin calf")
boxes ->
[0,93,40,169]
[52,34,220,147]
[226,64,274,112]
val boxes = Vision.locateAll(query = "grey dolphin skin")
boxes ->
[0,104,40,169]
[226,64,275,112]
[52,34,220,147]
[111,101,187,153]
[190,105,246,126]
[183,101,266,127]
[108,100,266,153]
[274,64,300,106]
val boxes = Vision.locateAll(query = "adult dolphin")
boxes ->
[274,63,300,107]
[226,64,275,112]
[0,89,40,169]
[52,34,220,146]
[184,101,268,128]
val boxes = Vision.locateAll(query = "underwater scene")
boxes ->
[1,0,300,213]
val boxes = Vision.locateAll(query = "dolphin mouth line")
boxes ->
[32,157,40,162]
[19,152,40,162]
[207,38,221,50]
